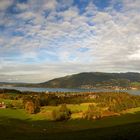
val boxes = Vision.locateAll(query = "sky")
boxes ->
[0,0,140,83]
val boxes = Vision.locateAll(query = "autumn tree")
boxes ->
[52,104,71,121]
[83,104,103,120]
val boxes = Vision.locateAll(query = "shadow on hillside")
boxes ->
[0,112,140,140]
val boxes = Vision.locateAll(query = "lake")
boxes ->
[0,86,140,95]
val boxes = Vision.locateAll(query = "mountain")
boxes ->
[1,72,140,89]
[39,72,140,88]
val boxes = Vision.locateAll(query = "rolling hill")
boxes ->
[1,72,140,89]
[39,72,140,88]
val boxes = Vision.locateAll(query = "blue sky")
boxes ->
[0,0,140,82]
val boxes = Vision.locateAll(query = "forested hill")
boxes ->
[39,72,140,88]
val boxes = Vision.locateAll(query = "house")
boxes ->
[88,94,97,99]
[0,102,6,109]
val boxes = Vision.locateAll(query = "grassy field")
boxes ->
[0,106,140,140]
[0,103,93,120]
[36,103,93,120]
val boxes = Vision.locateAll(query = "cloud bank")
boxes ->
[0,0,140,82]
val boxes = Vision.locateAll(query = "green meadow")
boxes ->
[0,91,140,139]
[0,106,140,140]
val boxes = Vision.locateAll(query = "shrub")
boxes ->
[25,101,35,114]
[83,104,102,120]
[25,100,40,114]
[12,100,24,109]
[6,103,13,108]
[23,96,40,114]
[51,104,71,121]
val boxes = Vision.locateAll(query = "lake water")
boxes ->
[0,86,140,95]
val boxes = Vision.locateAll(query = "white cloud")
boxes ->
[17,11,36,20]
[0,0,13,11]
[0,0,140,82]
[43,0,57,11]
[16,3,29,11]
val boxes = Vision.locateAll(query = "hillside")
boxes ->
[1,72,140,89]
[39,72,140,88]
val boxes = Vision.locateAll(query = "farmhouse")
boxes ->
[0,102,6,109]
[88,94,97,99]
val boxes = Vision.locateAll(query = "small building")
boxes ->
[88,94,97,99]
[0,102,6,109]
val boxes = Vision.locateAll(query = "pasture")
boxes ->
[0,106,140,140]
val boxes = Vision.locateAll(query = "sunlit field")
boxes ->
[0,105,140,140]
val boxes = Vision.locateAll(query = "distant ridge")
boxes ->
[39,72,140,88]
[1,72,140,89]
